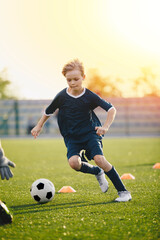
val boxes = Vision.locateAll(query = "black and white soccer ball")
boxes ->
[30,178,55,204]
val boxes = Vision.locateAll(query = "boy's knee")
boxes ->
[94,155,105,165]
[94,155,112,172]
[68,156,81,170]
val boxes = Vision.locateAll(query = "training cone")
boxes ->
[58,186,76,193]
[120,173,135,180]
[153,163,160,169]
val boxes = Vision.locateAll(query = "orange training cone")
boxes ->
[120,173,135,180]
[153,163,160,169]
[58,186,76,193]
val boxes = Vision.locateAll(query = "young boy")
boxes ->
[31,59,131,202]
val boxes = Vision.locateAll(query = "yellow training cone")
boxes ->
[121,173,135,180]
[58,186,76,193]
[153,163,160,169]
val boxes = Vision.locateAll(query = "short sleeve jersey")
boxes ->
[45,88,113,142]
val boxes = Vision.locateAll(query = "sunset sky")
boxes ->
[0,0,160,99]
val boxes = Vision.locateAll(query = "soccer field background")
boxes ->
[0,137,159,240]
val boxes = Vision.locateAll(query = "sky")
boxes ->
[0,0,160,99]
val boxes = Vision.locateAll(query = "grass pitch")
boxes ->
[0,137,159,240]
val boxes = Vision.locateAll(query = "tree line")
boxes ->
[86,67,160,98]
[0,67,160,99]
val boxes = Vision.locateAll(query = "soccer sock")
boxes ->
[105,166,127,192]
[78,162,101,175]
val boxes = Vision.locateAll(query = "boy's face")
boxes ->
[65,69,85,91]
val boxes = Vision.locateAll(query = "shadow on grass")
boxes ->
[11,200,116,215]
[11,201,86,209]
[126,162,155,168]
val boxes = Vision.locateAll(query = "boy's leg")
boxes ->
[68,155,108,193]
[66,139,108,193]
[68,155,101,175]
[66,141,101,175]
[94,155,126,191]
[83,138,109,192]
[105,166,131,202]
[105,165,126,192]
[94,155,132,202]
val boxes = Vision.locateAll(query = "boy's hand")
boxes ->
[95,126,109,136]
[31,125,42,139]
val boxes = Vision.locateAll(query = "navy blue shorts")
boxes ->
[65,137,103,160]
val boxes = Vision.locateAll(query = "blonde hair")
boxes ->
[62,59,85,76]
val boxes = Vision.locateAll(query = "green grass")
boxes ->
[0,137,160,240]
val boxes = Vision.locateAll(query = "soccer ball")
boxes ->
[30,178,55,204]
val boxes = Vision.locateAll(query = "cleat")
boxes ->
[115,191,132,202]
[80,150,88,163]
[95,169,109,193]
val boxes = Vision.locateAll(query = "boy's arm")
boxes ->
[95,107,116,136]
[31,114,50,139]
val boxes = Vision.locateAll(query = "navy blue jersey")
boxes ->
[45,88,113,142]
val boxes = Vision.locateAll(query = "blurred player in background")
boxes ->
[0,141,16,180]
[0,140,16,225]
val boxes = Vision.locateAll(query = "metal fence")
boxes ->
[0,97,160,137]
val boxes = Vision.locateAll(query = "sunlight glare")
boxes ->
[99,0,160,55]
